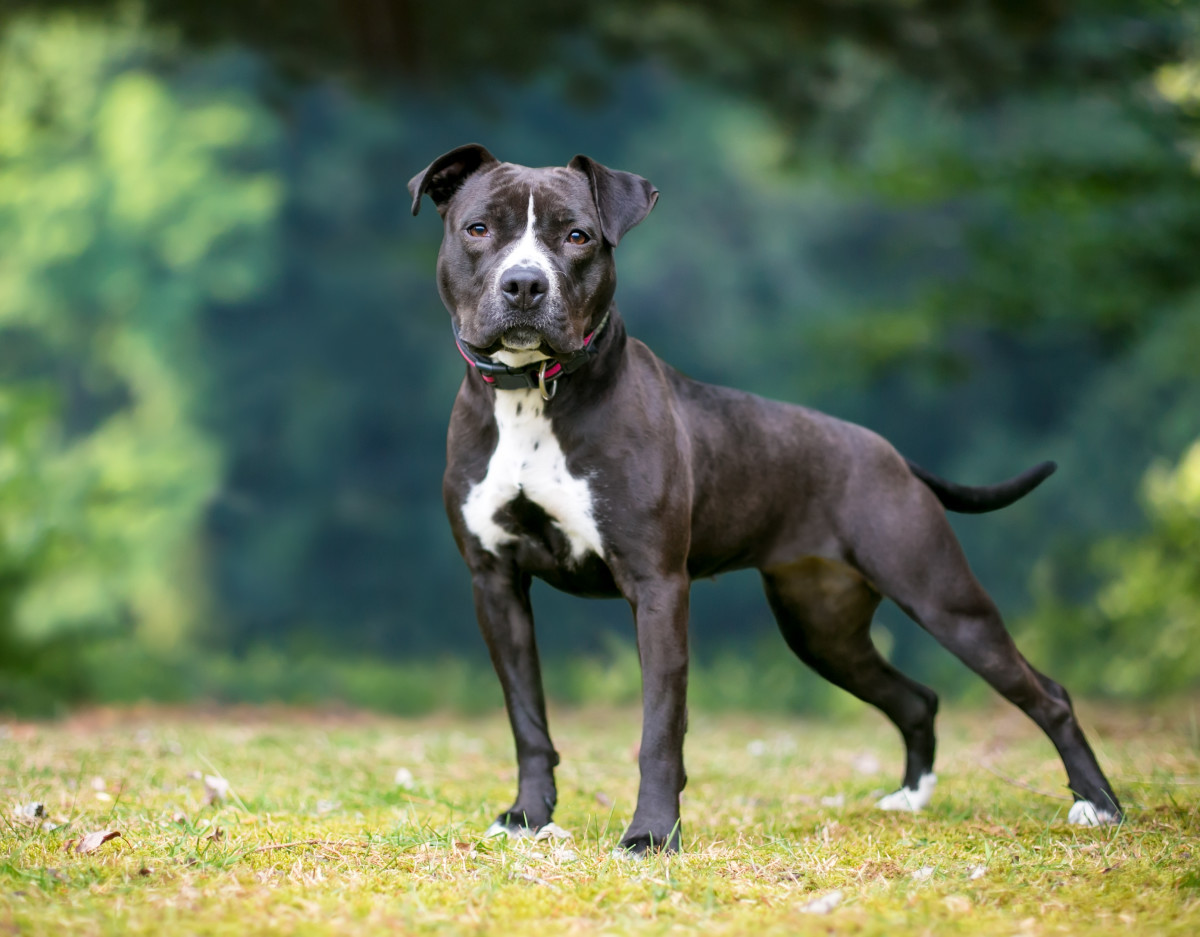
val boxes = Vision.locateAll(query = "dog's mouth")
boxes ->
[500,326,544,351]
[458,321,581,360]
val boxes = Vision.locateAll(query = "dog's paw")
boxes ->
[877,773,937,812]
[614,828,681,857]
[1067,800,1120,827]
[485,815,571,840]
[485,820,534,839]
[610,844,647,862]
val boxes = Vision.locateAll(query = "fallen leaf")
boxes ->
[912,865,936,882]
[70,830,122,855]
[595,791,614,808]
[203,775,230,804]
[798,889,844,914]
[393,768,415,789]
[534,823,572,841]
[206,826,224,842]
[853,752,881,775]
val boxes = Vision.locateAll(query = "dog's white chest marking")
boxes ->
[462,389,603,562]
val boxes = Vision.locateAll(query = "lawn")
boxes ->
[2,700,1199,935]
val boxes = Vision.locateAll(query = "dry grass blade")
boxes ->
[979,760,1069,800]
[245,839,361,855]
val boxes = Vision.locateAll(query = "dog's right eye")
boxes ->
[466,223,489,238]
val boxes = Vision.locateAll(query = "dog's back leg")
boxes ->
[761,558,940,810]
[848,479,1122,824]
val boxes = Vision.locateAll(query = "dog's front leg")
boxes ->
[470,559,559,835]
[619,573,690,854]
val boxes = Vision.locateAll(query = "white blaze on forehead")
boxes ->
[492,191,558,295]
[462,388,603,563]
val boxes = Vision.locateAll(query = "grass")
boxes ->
[2,700,1199,935]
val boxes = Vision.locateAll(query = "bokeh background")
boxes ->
[1,0,1198,716]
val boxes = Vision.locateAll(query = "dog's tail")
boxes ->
[907,459,1057,514]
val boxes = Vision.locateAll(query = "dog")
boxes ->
[408,144,1121,854]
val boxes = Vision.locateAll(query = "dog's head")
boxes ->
[409,145,658,361]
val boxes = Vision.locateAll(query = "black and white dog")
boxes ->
[409,144,1121,854]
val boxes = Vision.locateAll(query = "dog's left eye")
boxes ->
[466,223,489,238]
[567,229,590,245]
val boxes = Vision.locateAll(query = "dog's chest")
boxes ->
[461,390,604,563]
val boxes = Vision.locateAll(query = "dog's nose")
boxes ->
[500,266,549,311]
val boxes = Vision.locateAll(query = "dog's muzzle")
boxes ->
[453,310,611,398]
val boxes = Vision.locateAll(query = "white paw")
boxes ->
[1067,800,1118,827]
[877,773,937,812]
[485,820,572,840]
[485,821,533,839]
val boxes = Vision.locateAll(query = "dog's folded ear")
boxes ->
[569,155,659,247]
[409,144,498,216]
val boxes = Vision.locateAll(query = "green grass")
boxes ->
[2,700,1199,935]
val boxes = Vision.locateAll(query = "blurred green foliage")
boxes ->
[0,15,279,708]
[0,2,1198,713]
[1023,436,1200,699]
[1098,439,1200,694]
